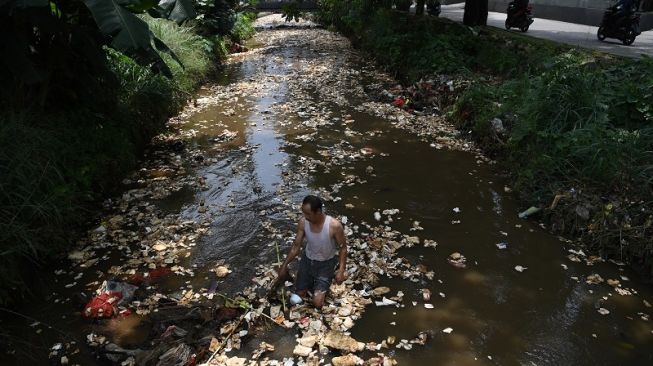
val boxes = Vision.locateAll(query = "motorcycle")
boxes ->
[597,5,641,45]
[505,1,534,32]
[426,0,441,16]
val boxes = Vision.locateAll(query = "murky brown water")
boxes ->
[2,16,652,366]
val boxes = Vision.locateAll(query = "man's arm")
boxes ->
[333,220,347,284]
[279,219,305,276]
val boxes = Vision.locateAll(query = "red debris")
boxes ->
[148,267,173,281]
[82,280,138,319]
[229,43,249,53]
[83,292,123,318]
[128,266,172,285]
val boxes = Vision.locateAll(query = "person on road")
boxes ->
[278,195,347,309]
[614,0,636,25]
[507,0,529,22]
[616,0,636,12]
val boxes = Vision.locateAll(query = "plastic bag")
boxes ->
[83,280,138,318]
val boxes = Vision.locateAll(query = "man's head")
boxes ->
[301,195,324,223]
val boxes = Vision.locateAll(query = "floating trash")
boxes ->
[514,265,527,273]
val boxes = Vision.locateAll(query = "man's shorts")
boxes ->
[295,253,337,293]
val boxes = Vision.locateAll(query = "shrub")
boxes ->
[146,17,215,93]
[0,18,221,303]
[0,110,138,303]
[231,12,257,43]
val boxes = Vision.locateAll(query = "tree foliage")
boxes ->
[0,0,196,108]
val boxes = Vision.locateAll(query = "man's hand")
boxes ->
[335,268,346,284]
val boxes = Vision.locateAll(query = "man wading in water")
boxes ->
[278,195,347,309]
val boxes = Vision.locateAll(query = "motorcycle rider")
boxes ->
[508,0,529,18]
[507,0,529,24]
[426,0,441,16]
[598,0,641,43]
[511,0,529,11]
[612,0,636,27]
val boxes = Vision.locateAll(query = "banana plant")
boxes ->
[155,0,196,23]
[84,0,195,77]
[281,0,302,22]
[3,0,196,79]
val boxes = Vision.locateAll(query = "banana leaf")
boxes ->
[84,0,152,52]
[84,0,179,77]
[154,0,196,24]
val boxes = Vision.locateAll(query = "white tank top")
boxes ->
[304,215,338,261]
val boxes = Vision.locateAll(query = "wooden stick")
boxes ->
[274,241,287,313]
[204,312,246,365]
[213,292,285,327]
[205,292,285,365]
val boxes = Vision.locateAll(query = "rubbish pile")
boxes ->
[373,76,469,117]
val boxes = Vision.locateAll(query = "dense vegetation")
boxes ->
[316,0,653,275]
[0,0,257,303]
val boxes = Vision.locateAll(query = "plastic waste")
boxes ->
[289,293,303,305]
[157,343,195,366]
[83,293,120,318]
[374,297,397,306]
[447,252,467,268]
[514,265,527,272]
[518,206,541,219]
[128,266,172,285]
[83,280,138,319]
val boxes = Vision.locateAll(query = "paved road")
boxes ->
[438,3,653,58]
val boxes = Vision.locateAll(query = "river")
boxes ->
[1,14,651,366]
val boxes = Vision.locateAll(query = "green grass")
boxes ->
[320,6,569,80]
[453,53,653,273]
[231,12,257,43]
[452,53,653,200]
[0,110,141,303]
[0,115,74,301]
[146,17,215,93]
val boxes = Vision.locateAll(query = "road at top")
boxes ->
[438,3,653,58]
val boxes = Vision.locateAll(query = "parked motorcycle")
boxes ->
[597,5,641,45]
[426,0,441,16]
[505,0,534,32]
